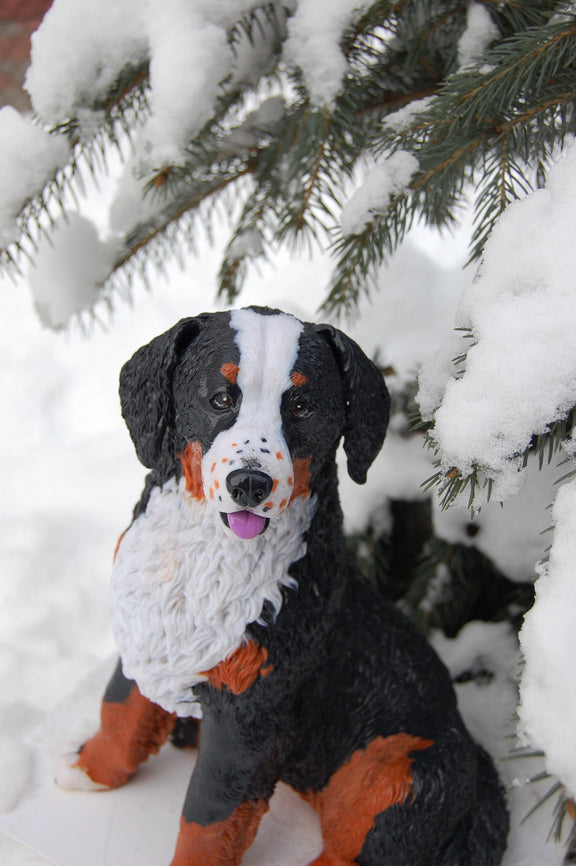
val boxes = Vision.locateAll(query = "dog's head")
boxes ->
[120,307,390,538]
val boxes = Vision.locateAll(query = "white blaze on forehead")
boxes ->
[202,309,305,515]
[231,308,304,424]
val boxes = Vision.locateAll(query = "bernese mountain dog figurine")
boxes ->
[57,307,508,866]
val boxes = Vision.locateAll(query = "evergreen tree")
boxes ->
[2,0,576,856]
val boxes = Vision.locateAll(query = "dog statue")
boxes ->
[57,307,509,865]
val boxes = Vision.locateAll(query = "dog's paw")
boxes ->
[54,749,111,791]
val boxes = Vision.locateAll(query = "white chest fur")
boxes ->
[110,478,315,716]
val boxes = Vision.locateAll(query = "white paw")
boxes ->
[54,750,110,791]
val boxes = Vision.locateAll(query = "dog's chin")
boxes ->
[220,511,270,540]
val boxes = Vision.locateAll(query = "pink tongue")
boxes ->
[227,511,267,540]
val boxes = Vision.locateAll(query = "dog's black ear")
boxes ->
[119,317,203,471]
[316,324,390,484]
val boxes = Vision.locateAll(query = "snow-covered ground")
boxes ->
[0,219,570,864]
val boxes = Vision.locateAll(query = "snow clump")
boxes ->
[28,213,118,330]
[341,152,419,235]
[0,108,69,247]
[457,2,499,69]
[284,0,374,108]
[419,141,576,501]
[519,477,576,798]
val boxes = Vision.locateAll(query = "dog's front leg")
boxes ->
[170,706,277,866]
[58,660,176,790]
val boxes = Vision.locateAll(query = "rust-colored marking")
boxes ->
[306,734,433,863]
[113,530,126,562]
[291,371,308,387]
[211,461,217,473]
[221,362,239,384]
[172,800,268,866]
[279,499,287,510]
[290,456,311,501]
[75,686,176,789]
[178,441,204,501]
[209,488,214,500]
[287,476,293,486]
[276,451,284,460]
[271,479,279,493]
[263,500,274,509]
[214,479,220,490]
[202,641,273,695]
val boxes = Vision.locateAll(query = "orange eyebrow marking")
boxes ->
[291,371,307,387]
[221,362,239,384]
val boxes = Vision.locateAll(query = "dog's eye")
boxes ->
[211,391,234,410]
[291,398,312,418]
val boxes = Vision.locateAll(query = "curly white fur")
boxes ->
[110,478,315,716]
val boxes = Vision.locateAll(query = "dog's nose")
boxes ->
[226,469,273,508]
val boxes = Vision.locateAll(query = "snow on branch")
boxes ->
[418,141,576,503]
[519,477,576,799]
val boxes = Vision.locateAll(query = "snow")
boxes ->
[284,0,373,108]
[28,213,118,330]
[457,2,499,70]
[25,0,149,125]
[519,477,576,798]
[0,108,70,247]
[340,151,419,236]
[420,140,576,503]
[142,1,233,168]
[383,96,437,133]
[25,0,280,170]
